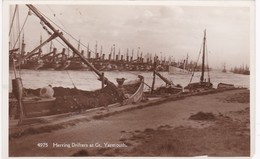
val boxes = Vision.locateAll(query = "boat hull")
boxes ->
[217,83,235,89]
[10,77,144,119]
[184,82,213,92]
[168,66,191,75]
[155,86,182,94]
[66,61,88,70]
[21,62,44,70]
[22,97,56,118]
[124,76,144,104]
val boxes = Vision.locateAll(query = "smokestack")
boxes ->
[113,44,115,60]
[81,50,84,56]
[62,48,66,61]
[21,34,26,58]
[88,51,91,59]
[95,41,97,54]
[53,48,57,62]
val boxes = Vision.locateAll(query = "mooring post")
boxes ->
[151,56,158,94]
[101,72,104,88]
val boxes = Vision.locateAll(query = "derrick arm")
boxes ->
[26,51,41,59]
[15,33,58,66]
[25,4,124,99]
[154,71,173,86]
[41,52,54,59]
[26,5,103,78]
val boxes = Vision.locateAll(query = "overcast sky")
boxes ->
[10,4,252,69]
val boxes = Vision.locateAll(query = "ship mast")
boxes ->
[200,29,206,83]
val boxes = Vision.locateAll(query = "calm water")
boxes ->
[9,70,250,92]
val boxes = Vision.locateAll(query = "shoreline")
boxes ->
[9,88,247,139]
[9,88,250,157]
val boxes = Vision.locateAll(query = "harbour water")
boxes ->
[9,70,249,92]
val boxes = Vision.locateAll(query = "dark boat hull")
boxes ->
[217,83,235,89]
[154,86,182,95]
[22,97,56,117]
[66,61,88,70]
[39,62,62,70]
[184,82,213,92]
[20,62,44,70]
[9,76,144,120]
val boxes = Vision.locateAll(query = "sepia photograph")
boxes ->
[5,0,254,157]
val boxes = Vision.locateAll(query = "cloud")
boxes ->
[12,4,251,68]
[143,9,153,17]
[159,6,184,18]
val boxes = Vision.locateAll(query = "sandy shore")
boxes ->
[9,89,250,157]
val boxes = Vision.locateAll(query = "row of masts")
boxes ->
[9,5,197,73]
[10,5,209,74]
[16,33,193,67]
[69,40,187,65]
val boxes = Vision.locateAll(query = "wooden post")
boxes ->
[151,71,156,94]
[151,56,158,94]
[53,48,57,62]
[81,50,84,56]
[101,72,104,88]
[61,48,66,61]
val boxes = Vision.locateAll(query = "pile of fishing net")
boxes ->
[24,81,140,114]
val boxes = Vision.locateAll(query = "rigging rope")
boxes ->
[17,7,22,76]
[38,17,74,52]
[9,5,18,36]
[33,6,102,81]
[9,5,23,77]
[66,70,77,89]
[33,6,95,54]
[189,42,203,83]
[205,42,211,82]
[47,6,69,32]
[17,6,21,51]
[12,12,29,50]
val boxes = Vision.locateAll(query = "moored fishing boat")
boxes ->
[65,57,88,70]
[9,5,145,125]
[145,56,183,97]
[168,65,191,75]
[38,48,67,70]
[10,76,144,118]
[184,30,213,92]
[20,58,44,70]
[217,83,235,89]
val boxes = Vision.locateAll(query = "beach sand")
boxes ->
[9,89,250,157]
